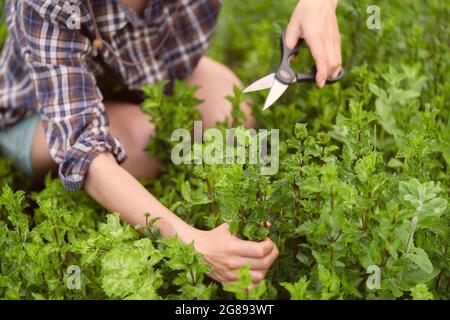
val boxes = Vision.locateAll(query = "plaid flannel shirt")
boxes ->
[0,0,221,191]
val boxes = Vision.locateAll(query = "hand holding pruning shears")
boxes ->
[243,0,344,110]
[286,0,342,87]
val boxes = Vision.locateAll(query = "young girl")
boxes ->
[0,0,342,284]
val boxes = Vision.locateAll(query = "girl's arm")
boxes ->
[85,152,279,284]
[85,152,196,241]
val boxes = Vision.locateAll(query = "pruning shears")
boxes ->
[242,31,345,110]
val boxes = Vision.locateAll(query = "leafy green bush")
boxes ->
[0,0,449,300]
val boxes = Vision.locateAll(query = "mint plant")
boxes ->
[0,0,449,300]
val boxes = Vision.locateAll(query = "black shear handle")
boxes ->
[276,31,300,85]
[276,31,345,85]
[297,66,345,84]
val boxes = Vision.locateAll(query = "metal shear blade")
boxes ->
[263,80,289,110]
[242,73,288,110]
[243,72,292,111]
[242,73,275,93]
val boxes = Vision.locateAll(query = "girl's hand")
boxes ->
[286,0,342,88]
[193,223,279,284]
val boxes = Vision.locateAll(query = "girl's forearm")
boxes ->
[83,153,279,285]
[84,152,198,243]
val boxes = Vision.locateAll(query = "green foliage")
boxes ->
[0,0,449,300]
[223,265,267,300]
[100,238,163,300]
[410,284,433,300]
[140,81,201,160]
[280,277,311,300]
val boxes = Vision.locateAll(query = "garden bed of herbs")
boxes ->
[0,0,448,300]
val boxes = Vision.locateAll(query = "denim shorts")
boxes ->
[0,113,40,178]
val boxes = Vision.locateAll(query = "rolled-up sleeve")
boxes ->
[20,1,127,191]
